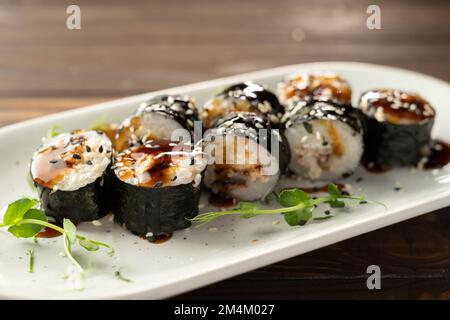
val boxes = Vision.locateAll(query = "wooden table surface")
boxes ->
[1,0,448,299]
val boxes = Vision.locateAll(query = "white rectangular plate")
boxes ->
[0,62,449,299]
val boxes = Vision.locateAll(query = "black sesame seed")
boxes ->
[172,176,177,181]
[51,146,57,150]
[87,160,93,165]
[322,141,329,146]
[99,145,104,153]
[342,172,352,178]
[86,145,91,152]
[324,210,331,215]
[154,181,162,188]
[356,177,363,183]
[190,158,195,165]
[298,220,307,226]
[72,154,81,159]
[394,187,402,191]
[49,160,58,164]
[341,191,350,196]
[96,130,104,135]
[360,200,368,205]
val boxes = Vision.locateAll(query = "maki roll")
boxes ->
[112,140,206,237]
[359,89,435,168]
[30,130,113,224]
[277,72,352,105]
[282,100,364,180]
[204,112,290,201]
[200,81,284,128]
[115,94,198,152]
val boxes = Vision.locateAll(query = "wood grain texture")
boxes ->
[0,0,448,299]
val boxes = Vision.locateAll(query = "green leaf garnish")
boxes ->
[279,188,310,207]
[114,271,133,283]
[78,238,100,252]
[8,209,47,238]
[47,124,61,139]
[63,219,77,245]
[190,184,383,227]
[3,198,38,226]
[0,198,115,277]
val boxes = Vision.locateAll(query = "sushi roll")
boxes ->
[200,81,284,129]
[277,72,352,105]
[281,100,364,180]
[203,112,290,201]
[112,140,206,237]
[359,89,435,167]
[30,130,113,224]
[115,94,198,152]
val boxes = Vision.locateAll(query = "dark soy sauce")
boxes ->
[425,139,450,169]
[208,194,237,208]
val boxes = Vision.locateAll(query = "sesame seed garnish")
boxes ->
[99,145,104,153]
[87,160,93,165]
[72,154,81,159]
[86,145,91,152]
[154,181,162,188]
[49,160,58,164]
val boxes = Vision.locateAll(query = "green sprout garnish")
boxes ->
[46,124,61,139]
[0,198,114,277]
[26,249,34,273]
[114,271,133,283]
[190,184,384,227]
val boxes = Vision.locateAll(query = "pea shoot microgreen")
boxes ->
[0,197,114,277]
[114,271,133,283]
[190,184,384,227]
[26,249,34,273]
[46,124,61,139]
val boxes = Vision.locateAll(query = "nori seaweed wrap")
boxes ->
[200,81,284,128]
[30,130,113,224]
[112,140,206,237]
[359,89,435,167]
[203,112,290,201]
[115,94,198,152]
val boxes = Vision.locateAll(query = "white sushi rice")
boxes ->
[204,135,280,201]
[118,111,185,147]
[285,119,363,180]
[114,144,206,188]
[31,131,112,191]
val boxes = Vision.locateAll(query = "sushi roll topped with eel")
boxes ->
[112,140,206,238]
[31,130,113,223]
[277,72,352,105]
[200,81,284,128]
[282,100,364,180]
[115,94,198,152]
[204,112,290,201]
[359,88,435,167]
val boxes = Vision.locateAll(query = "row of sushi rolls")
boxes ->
[30,71,445,241]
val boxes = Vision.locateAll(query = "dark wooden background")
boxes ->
[0,0,448,299]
